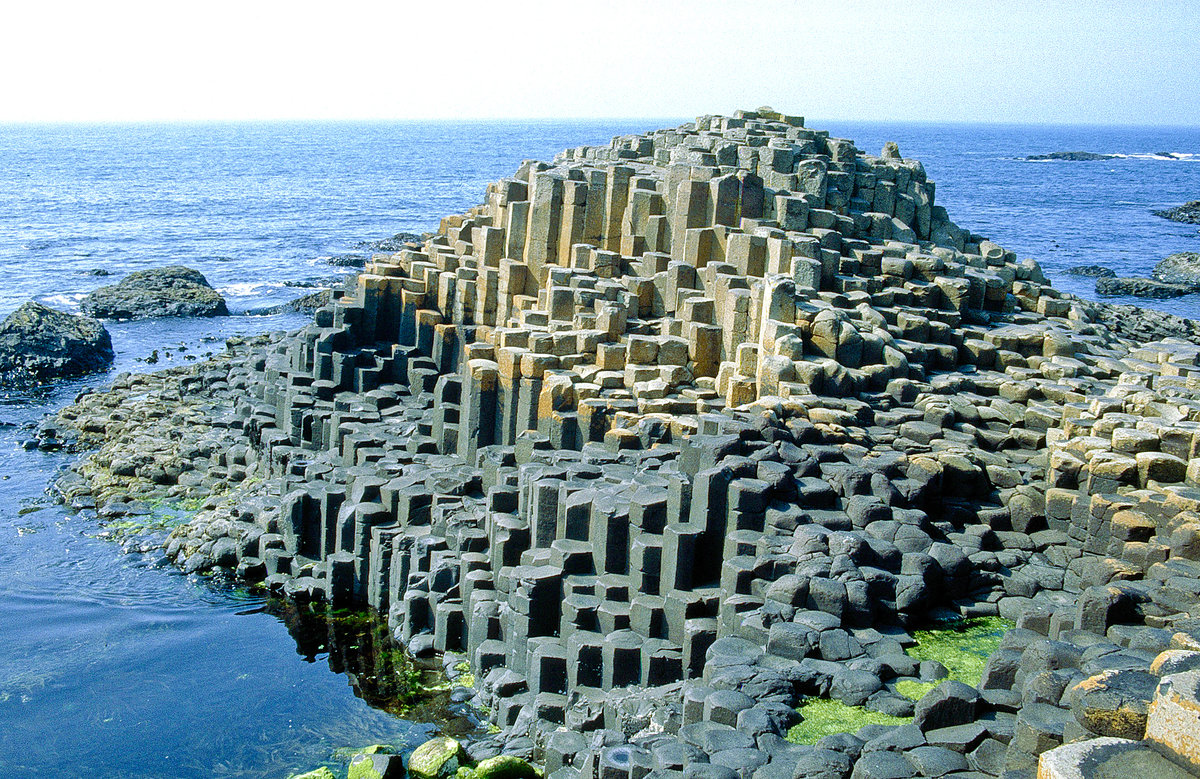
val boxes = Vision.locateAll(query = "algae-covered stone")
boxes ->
[348,752,404,779]
[409,737,469,779]
[290,769,336,779]
[474,754,540,779]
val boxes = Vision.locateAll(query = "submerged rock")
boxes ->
[1095,276,1196,298]
[81,265,229,320]
[0,301,113,383]
[1063,265,1115,278]
[1153,200,1200,225]
[1026,151,1116,161]
[1152,251,1200,287]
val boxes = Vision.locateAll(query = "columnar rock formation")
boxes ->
[52,109,1200,779]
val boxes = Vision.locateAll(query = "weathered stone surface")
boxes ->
[0,301,113,383]
[81,265,229,319]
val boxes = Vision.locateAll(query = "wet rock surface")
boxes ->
[46,110,1200,779]
[1153,252,1200,288]
[81,265,229,320]
[1095,276,1196,299]
[0,301,113,384]
[1153,200,1200,225]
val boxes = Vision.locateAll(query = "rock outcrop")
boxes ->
[1153,252,1200,288]
[1095,276,1196,298]
[1063,265,1115,278]
[1026,152,1116,162]
[1153,200,1200,225]
[81,265,229,320]
[50,109,1200,779]
[0,301,113,384]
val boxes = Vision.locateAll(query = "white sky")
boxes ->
[1,0,1197,125]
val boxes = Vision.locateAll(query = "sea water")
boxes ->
[0,119,1197,778]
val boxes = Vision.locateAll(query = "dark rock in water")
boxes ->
[80,268,111,276]
[354,231,424,253]
[1063,265,1115,278]
[1152,200,1200,225]
[1095,276,1196,298]
[1152,252,1200,286]
[0,301,114,383]
[1155,151,1180,159]
[326,253,368,268]
[81,265,229,320]
[1082,300,1200,345]
[246,289,335,316]
[1026,151,1116,161]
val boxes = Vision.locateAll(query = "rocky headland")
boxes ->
[45,109,1200,779]
[81,265,229,320]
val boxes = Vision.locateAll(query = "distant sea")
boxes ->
[0,119,1197,779]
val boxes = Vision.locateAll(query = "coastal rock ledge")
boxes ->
[49,108,1200,779]
[81,265,229,320]
[0,301,113,383]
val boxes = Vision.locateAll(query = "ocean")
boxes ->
[0,118,1197,778]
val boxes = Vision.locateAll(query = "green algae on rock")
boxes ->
[786,698,912,744]
[347,752,404,779]
[907,616,1013,689]
[289,768,336,779]
[472,754,541,779]
[408,737,468,779]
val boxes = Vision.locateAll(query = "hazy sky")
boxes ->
[2,0,1197,125]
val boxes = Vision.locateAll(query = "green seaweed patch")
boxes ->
[907,616,1013,688]
[786,699,911,744]
[895,679,937,701]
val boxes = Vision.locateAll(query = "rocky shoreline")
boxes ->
[45,110,1200,779]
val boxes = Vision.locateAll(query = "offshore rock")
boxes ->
[81,265,229,320]
[1095,275,1196,298]
[0,301,113,384]
[1152,252,1200,287]
[1063,265,1115,278]
[1153,200,1200,225]
[1026,151,1116,161]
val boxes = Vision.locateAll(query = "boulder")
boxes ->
[0,301,113,383]
[81,265,229,319]
[347,753,404,779]
[1153,200,1200,225]
[1152,252,1200,287]
[473,754,541,779]
[408,737,469,779]
[1095,276,1195,298]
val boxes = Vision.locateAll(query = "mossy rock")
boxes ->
[289,769,336,779]
[408,737,469,779]
[348,753,403,779]
[474,755,541,779]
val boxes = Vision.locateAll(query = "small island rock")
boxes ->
[0,301,114,384]
[81,265,229,320]
[1026,151,1116,161]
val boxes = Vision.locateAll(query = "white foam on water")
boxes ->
[39,292,87,311]
[218,282,281,297]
